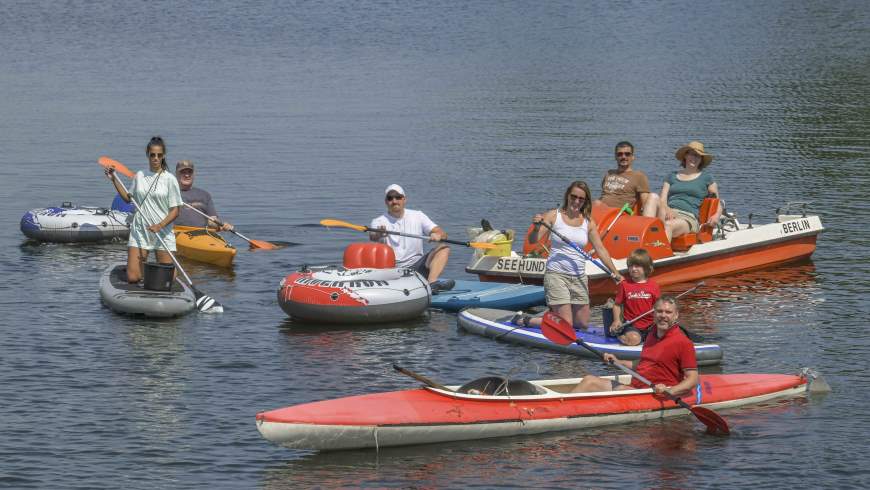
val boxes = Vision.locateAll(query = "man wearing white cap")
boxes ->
[370,184,454,293]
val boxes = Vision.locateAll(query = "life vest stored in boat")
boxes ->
[278,243,430,324]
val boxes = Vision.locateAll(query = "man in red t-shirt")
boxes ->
[572,296,698,396]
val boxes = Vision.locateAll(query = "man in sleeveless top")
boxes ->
[571,296,699,396]
[596,141,659,217]
[369,184,455,293]
[174,160,234,230]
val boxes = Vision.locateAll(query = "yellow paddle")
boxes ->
[320,219,499,250]
[98,156,284,250]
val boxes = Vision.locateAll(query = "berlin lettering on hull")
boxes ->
[494,257,546,273]
[781,218,812,235]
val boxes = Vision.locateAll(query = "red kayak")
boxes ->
[256,370,824,451]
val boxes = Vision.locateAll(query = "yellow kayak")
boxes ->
[174,226,237,268]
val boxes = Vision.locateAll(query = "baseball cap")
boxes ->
[176,160,195,172]
[385,184,405,197]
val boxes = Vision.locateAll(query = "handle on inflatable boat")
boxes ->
[540,311,729,436]
[537,221,620,282]
[320,219,499,250]
[393,364,453,392]
[105,167,223,314]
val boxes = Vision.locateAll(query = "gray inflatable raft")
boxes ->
[99,263,195,318]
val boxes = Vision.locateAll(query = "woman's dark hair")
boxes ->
[561,180,592,219]
[146,136,168,170]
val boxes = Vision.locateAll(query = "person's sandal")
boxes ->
[510,312,532,327]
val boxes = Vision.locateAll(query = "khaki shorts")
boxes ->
[672,208,700,233]
[543,271,589,306]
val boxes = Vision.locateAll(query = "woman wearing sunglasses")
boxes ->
[106,136,183,283]
[517,180,623,329]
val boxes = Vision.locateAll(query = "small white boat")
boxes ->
[21,203,131,243]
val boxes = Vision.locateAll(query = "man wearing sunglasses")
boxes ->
[174,160,234,231]
[370,184,454,293]
[596,141,659,217]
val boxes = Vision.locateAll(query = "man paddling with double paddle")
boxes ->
[174,160,234,231]
[370,184,455,294]
[571,295,699,397]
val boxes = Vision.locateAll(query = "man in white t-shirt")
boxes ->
[369,184,455,293]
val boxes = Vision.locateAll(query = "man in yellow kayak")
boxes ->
[174,160,234,231]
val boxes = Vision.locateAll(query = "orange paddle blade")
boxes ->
[98,156,135,178]
[320,219,367,231]
[247,239,281,250]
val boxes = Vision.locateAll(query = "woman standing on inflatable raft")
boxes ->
[518,180,623,329]
[105,136,183,283]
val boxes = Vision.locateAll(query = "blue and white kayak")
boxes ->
[430,280,545,312]
[457,308,723,366]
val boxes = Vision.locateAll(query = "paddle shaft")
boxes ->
[369,226,478,248]
[181,202,259,244]
[393,364,452,392]
[537,221,615,278]
[620,281,705,328]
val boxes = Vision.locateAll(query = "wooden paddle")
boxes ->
[107,169,223,313]
[537,221,620,281]
[320,219,499,250]
[99,156,283,250]
[541,311,729,435]
[393,364,453,392]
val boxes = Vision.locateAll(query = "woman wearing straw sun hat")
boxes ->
[657,141,722,241]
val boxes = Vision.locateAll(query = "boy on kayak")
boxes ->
[572,296,698,397]
[369,184,454,293]
[174,160,234,231]
[594,141,659,217]
[608,248,661,346]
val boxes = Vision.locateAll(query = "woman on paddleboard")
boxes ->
[106,136,183,283]
[518,180,623,329]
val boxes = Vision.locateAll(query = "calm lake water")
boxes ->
[1,1,869,488]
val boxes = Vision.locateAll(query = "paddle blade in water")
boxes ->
[97,156,135,178]
[320,219,367,231]
[691,406,730,435]
[540,312,578,346]
[247,239,282,250]
[194,290,223,313]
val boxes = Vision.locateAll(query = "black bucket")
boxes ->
[143,262,175,291]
